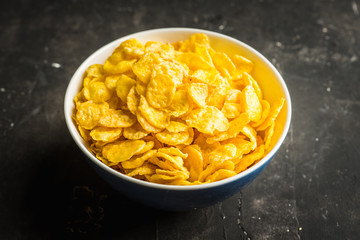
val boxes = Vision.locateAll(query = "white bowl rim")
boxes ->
[64,27,292,191]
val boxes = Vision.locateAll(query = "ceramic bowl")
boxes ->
[64,28,291,211]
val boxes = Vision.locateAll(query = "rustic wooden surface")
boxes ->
[1,0,359,239]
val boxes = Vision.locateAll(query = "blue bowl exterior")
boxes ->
[86,154,274,211]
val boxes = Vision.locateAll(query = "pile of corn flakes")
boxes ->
[73,34,285,185]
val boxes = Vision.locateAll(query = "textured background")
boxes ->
[1,0,359,239]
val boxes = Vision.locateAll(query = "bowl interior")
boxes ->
[64,28,291,190]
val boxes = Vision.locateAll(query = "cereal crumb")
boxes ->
[352,1,359,15]
[51,62,62,68]
[350,55,358,62]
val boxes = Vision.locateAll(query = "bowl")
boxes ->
[64,28,291,211]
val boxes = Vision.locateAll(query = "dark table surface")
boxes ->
[1,0,359,239]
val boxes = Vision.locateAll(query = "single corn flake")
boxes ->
[123,122,149,140]
[105,75,121,90]
[146,70,176,109]
[136,112,163,133]
[176,52,213,70]
[235,144,265,173]
[264,121,276,150]
[158,147,188,159]
[138,95,170,129]
[121,149,157,169]
[187,83,208,108]
[186,106,229,135]
[84,81,112,103]
[166,120,188,133]
[199,160,235,182]
[178,33,211,52]
[137,140,155,155]
[206,169,236,182]
[133,53,159,84]
[165,88,190,117]
[90,127,122,142]
[182,145,203,181]
[232,55,254,78]
[75,101,109,130]
[102,140,146,164]
[155,129,191,145]
[126,86,140,115]
[256,98,285,131]
[210,49,236,76]
[251,100,270,128]
[114,38,145,59]
[206,143,237,165]
[116,75,136,103]
[85,64,104,79]
[127,162,156,177]
[104,58,136,75]
[98,109,136,128]
[240,85,262,122]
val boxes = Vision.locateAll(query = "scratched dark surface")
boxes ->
[1,0,359,239]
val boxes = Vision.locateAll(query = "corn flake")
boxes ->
[121,149,157,169]
[206,169,236,182]
[256,98,285,131]
[126,86,140,115]
[136,112,162,133]
[241,85,262,122]
[116,75,136,103]
[235,144,265,173]
[146,70,176,109]
[138,95,170,128]
[166,120,188,133]
[90,127,122,142]
[98,109,136,128]
[186,106,229,135]
[73,33,285,185]
[84,81,112,103]
[155,129,191,145]
[102,140,146,164]
[187,83,208,108]
[123,122,148,140]
[76,101,109,130]
[182,145,203,181]
[165,88,190,117]
[132,53,159,84]
[127,162,156,177]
